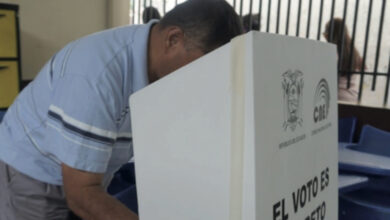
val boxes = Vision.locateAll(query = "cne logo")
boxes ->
[313,79,330,123]
[282,70,304,131]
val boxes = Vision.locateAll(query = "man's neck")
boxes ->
[147,23,159,84]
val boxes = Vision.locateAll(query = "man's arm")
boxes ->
[62,164,138,220]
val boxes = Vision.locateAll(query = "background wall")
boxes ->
[0,0,108,80]
[108,0,130,28]
[1,0,388,106]
[138,0,390,107]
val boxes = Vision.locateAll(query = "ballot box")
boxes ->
[129,31,338,220]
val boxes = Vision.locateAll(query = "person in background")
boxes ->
[324,18,365,102]
[142,6,161,24]
[0,0,243,219]
[242,13,260,32]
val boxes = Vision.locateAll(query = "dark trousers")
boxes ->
[0,160,82,220]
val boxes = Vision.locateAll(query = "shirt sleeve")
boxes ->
[44,73,121,173]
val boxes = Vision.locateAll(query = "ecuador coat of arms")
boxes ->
[282,70,304,131]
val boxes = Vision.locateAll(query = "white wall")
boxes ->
[3,0,389,106]
[228,0,390,107]
[0,0,108,80]
[222,0,390,73]
[133,0,389,74]
[108,0,130,28]
[133,0,390,106]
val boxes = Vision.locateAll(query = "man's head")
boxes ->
[147,0,243,83]
[142,6,161,24]
[242,14,260,32]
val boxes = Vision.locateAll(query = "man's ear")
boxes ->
[164,26,185,53]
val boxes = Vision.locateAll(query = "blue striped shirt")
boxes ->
[0,21,157,186]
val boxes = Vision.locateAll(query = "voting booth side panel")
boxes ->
[228,33,257,220]
[250,33,338,220]
[130,43,235,220]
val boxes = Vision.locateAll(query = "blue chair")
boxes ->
[107,162,136,195]
[364,176,390,194]
[107,162,139,214]
[0,110,6,123]
[349,125,390,157]
[115,185,138,214]
[340,125,390,219]
[338,117,357,143]
[339,189,390,220]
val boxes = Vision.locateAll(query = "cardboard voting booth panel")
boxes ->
[130,32,338,220]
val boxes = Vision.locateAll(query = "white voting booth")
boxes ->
[130,32,338,220]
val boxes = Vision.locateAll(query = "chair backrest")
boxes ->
[0,111,6,123]
[338,117,357,143]
[356,125,390,157]
[340,189,390,220]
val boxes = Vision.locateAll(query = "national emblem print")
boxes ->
[282,70,304,131]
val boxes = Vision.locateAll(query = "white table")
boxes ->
[339,174,368,193]
[339,147,390,176]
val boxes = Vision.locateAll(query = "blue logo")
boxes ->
[313,79,330,123]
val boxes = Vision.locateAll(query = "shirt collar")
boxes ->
[131,19,158,93]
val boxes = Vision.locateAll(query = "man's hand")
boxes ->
[62,164,138,220]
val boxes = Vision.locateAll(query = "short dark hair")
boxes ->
[242,14,260,32]
[143,6,161,24]
[159,0,244,53]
